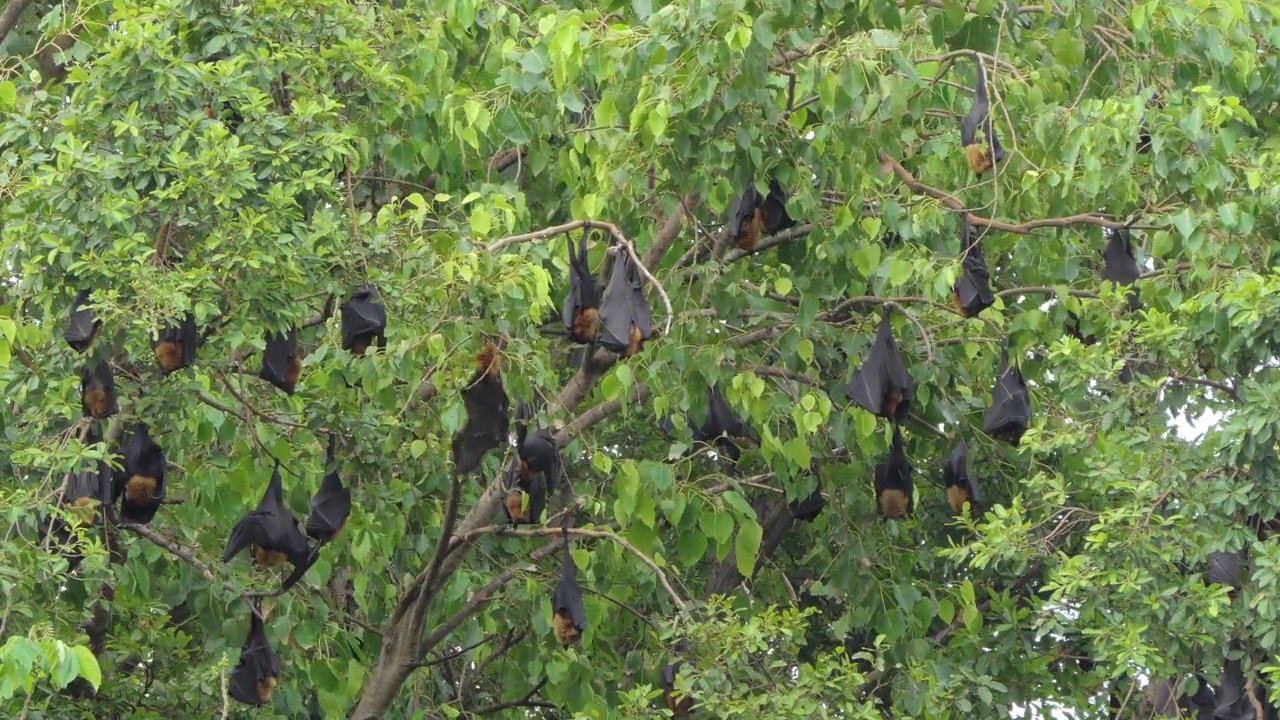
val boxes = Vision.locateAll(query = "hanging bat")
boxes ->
[1206,549,1243,594]
[1101,227,1142,311]
[1136,87,1161,154]
[1064,311,1098,346]
[259,327,302,394]
[661,639,697,716]
[228,605,281,707]
[80,360,118,420]
[223,463,319,592]
[789,487,825,522]
[844,308,916,422]
[952,217,996,318]
[64,289,101,353]
[305,434,351,543]
[551,532,587,646]
[154,313,198,374]
[982,349,1032,446]
[726,178,797,252]
[596,250,652,357]
[503,462,547,526]
[340,286,387,356]
[875,425,913,519]
[114,424,166,524]
[943,440,980,516]
[960,59,1005,177]
[561,230,601,344]
[450,339,511,475]
[691,386,757,462]
[46,460,111,570]
[1213,657,1264,720]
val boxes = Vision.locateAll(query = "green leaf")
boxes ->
[734,519,763,578]
[409,440,427,459]
[0,81,14,109]
[677,528,707,565]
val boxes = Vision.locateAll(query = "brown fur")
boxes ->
[952,289,970,318]
[882,390,903,419]
[351,338,369,356]
[284,357,302,387]
[946,485,969,514]
[476,341,501,380]
[552,611,581,646]
[83,387,109,418]
[505,492,529,523]
[257,676,277,704]
[736,208,765,251]
[879,488,909,519]
[126,475,158,505]
[572,308,599,344]
[626,323,642,357]
[324,521,345,544]
[70,496,98,527]
[253,547,288,568]
[518,458,533,482]
[964,144,992,176]
[666,692,694,717]
[155,341,184,372]
[203,105,216,120]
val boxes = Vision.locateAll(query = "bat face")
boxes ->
[1101,228,1141,311]
[561,233,601,344]
[552,611,581,645]
[982,354,1032,446]
[844,309,916,422]
[80,360,118,419]
[341,287,388,354]
[64,289,101,353]
[228,611,281,707]
[960,61,1004,176]
[115,425,166,524]
[551,548,587,645]
[874,427,913,519]
[260,328,301,394]
[597,253,652,357]
[451,345,511,476]
[154,313,198,373]
[727,185,762,250]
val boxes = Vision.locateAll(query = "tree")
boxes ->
[2,0,1280,717]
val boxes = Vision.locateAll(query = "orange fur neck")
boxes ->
[126,475,157,505]
[84,388,109,418]
[952,289,971,317]
[257,675,277,704]
[476,342,501,380]
[253,547,289,568]
[946,485,969,514]
[505,492,529,523]
[882,390,903,418]
[553,611,581,645]
[738,208,765,251]
[284,357,302,386]
[572,308,599,343]
[879,488,909,519]
[155,341,184,372]
[627,323,643,357]
[964,144,992,175]
[351,338,369,356]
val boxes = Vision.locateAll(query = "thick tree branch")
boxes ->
[643,193,701,269]
[721,223,816,263]
[0,0,33,47]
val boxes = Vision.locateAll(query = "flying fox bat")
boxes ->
[952,217,996,317]
[691,386,757,462]
[516,402,562,494]
[661,642,698,718]
[114,424,166,524]
[875,425,913,519]
[789,487,825,522]
[551,532,587,646]
[260,327,302,394]
[305,435,351,543]
[983,349,1032,446]
[340,287,387,356]
[943,440,980,516]
[154,313,198,374]
[64,289,101,353]
[223,463,319,592]
[47,460,111,570]
[596,250,652,357]
[726,178,797,252]
[1213,657,1265,720]
[228,606,281,707]
[450,340,510,475]
[844,308,915,422]
[960,60,1005,176]
[1102,227,1142,311]
[80,360,118,420]
[503,462,547,526]
[1137,87,1161,154]
[561,231,601,344]
[1206,549,1243,594]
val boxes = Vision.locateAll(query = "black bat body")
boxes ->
[551,539,587,646]
[692,386,757,462]
[503,461,547,526]
[80,360,118,419]
[1206,549,1243,593]
[223,464,318,592]
[260,328,302,394]
[451,341,511,475]
[340,286,387,355]
[661,660,697,717]
[47,460,111,570]
[64,289,101,353]
[1102,227,1142,311]
[952,218,995,317]
[983,351,1032,446]
[844,309,915,421]
[154,313,198,374]
[596,251,652,357]
[960,60,1005,176]
[1137,89,1161,154]
[789,488,825,522]
[1064,311,1098,346]
[875,426,913,519]
[561,232,601,344]
[727,179,796,252]
[943,440,980,515]
[114,424,166,524]
[228,608,281,707]
[306,435,351,543]
[1213,658,1266,720]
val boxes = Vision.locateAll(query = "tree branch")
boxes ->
[0,0,33,48]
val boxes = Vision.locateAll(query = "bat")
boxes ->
[661,639,697,716]
[517,405,562,494]
[305,434,351,543]
[64,289,101,353]
[874,425,913,519]
[1137,87,1161,154]
[1206,549,1243,593]
[154,313,198,374]
[561,230,601,344]
[47,459,111,570]
[943,440,980,516]
[1101,227,1142,311]
[726,178,796,252]
[113,424,166,524]
[450,340,511,475]
[843,308,915,422]
[551,531,587,646]
[1213,658,1265,720]
[259,328,302,394]
[340,286,387,356]
[789,487,825,522]
[952,217,995,317]
[960,59,1005,177]
[503,461,547,526]
[982,349,1032,446]
[596,250,652,357]
[691,386,757,462]
[228,605,281,707]
[1064,311,1097,346]
[80,360,118,420]
[223,463,319,592]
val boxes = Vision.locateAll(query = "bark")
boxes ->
[0,0,33,48]
[705,495,797,596]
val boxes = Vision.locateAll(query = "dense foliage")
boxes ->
[3,0,1280,718]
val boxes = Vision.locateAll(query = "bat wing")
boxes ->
[64,290,99,351]
[223,513,270,562]
[596,255,632,352]
[843,354,888,416]
[1213,659,1255,720]
[789,488,825,522]
[955,253,996,316]
[726,185,760,241]
[553,558,587,629]
[983,367,1031,443]
[280,540,320,592]
[341,288,388,350]
[763,179,796,233]
[305,471,351,541]
[627,257,653,340]
[943,441,968,489]
[258,465,286,513]
[259,329,299,393]
[561,233,599,331]
[526,430,561,494]
[1206,550,1241,588]
[452,380,510,475]
[179,313,199,364]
